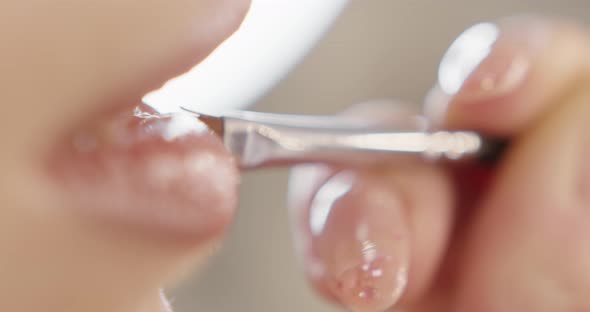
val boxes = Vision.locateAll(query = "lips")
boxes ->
[48,103,239,238]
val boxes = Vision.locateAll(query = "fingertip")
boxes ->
[430,15,590,136]
[288,163,455,311]
[302,170,412,312]
[287,103,455,311]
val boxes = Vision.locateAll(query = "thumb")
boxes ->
[427,15,590,310]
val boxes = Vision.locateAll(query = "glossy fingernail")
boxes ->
[302,171,410,312]
[160,289,173,312]
[438,20,545,101]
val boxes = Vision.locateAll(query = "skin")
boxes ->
[1,2,589,312]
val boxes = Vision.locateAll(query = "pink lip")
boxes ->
[48,104,239,239]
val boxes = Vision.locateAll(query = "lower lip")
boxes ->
[47,103,240,239]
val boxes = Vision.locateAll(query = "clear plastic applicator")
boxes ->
[173,106,506,170]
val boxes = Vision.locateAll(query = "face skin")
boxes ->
[0,1,250,311]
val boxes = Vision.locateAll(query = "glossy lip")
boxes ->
[46,1,251,239]
[48,104,240,239]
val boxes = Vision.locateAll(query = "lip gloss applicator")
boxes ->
[175,106,505,170]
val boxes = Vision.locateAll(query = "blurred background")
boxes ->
[168,1,590,311]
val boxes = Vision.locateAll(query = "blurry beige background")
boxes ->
[171,1,590,311]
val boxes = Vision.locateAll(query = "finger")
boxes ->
[289,163,454,312]
[425,15,590,136]
[428,17,590,310]
[288,102,455,312]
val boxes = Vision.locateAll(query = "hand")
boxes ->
[0,1,250,311]
[289,15,590,312]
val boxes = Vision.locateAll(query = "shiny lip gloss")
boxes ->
[47,103,240,239]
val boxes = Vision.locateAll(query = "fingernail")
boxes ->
[438,20,545,101]
[301,171,410,312]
